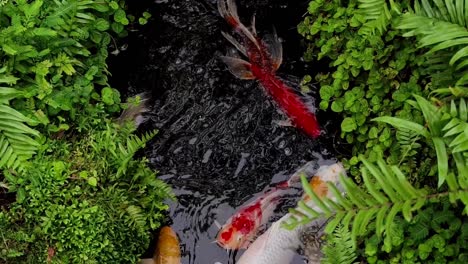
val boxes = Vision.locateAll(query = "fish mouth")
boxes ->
[215,238,243,250]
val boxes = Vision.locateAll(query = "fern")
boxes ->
[322,225,358,264]
[115,130,157,176]
[375,95,468,186]
[396,127,421,166]
[0,89,40,172]
[284,156,468,250]
[397,0,468,86]
[443,98,468,153]
[358,0,400,35]
[125,204,147,231]
[285,157,428,241]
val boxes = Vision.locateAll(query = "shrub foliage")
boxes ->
[0,1,170,263]
[295,0,468,262]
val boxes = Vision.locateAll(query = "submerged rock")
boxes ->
[300,224,325,263]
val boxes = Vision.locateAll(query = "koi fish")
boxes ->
[218,0,321,138]
[154,226,181,264]
[216,161,316,249]
[237,163,346,264]
[216,182,289,249]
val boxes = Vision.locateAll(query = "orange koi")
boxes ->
[154,226,181,264]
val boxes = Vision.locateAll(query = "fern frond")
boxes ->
[396,128,421,165]
[322,225,358,264]
[443,98,468,153]
[397,0,468,84]
[285,155,468,248]
[44,0,95,28]
[125,205,147,230]
[358,0,394,35]
[285,158,428,242]
[0,103,40,172]
[375,95,460,186]
[115,130,157,176]
[408,220,430,242]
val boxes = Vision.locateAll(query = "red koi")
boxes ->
[216,182,287,249]
[217,0,321,138]
[216,161,316,249]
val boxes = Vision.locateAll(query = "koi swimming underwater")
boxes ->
[215,161,316,250]
[213,163,346,263]
[217,0,321,138]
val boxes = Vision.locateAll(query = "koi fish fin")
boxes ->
[214,220,222,229]
[220,56,255,80]
[117,92,150,127]
[250,13,257,36]
[218,0,260,50]
[263,27,283,71]
[221,31,247,57]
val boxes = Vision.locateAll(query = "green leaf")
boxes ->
[432,137,448,187]
[87,177,98,187]
[373,116,430,138]
[0,75,20,85]
[95,18,110,31]
[114,9,129,25]
[331,100,344,112]
[342,117,357,132]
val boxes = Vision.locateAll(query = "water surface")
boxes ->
[109,0,339,262]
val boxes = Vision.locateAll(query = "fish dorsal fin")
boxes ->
[221,31,247,57]
[262,27,283,72]
[220,56,255,80]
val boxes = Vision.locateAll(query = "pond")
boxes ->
[109,0,340,263]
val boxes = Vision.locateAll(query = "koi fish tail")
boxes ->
[218,0,283,78]
[217,0,259,49]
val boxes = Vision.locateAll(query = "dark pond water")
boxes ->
[109,0,340,263]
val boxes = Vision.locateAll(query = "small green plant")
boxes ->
[1,122,173,263]
[298,0,432,179]
[0,0,132,135]
[322,225,358,264]
[296,0,468,262]
[364,202,468,263]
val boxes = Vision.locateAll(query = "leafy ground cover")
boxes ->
[292,0,468,262]
[0,1,172,262]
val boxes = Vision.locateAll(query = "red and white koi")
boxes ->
[217,0,321,138]
[215,161,316,250]
[237,163,346,264]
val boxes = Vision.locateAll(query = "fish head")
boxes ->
[216,216,256,249]
[216,225,244,249]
